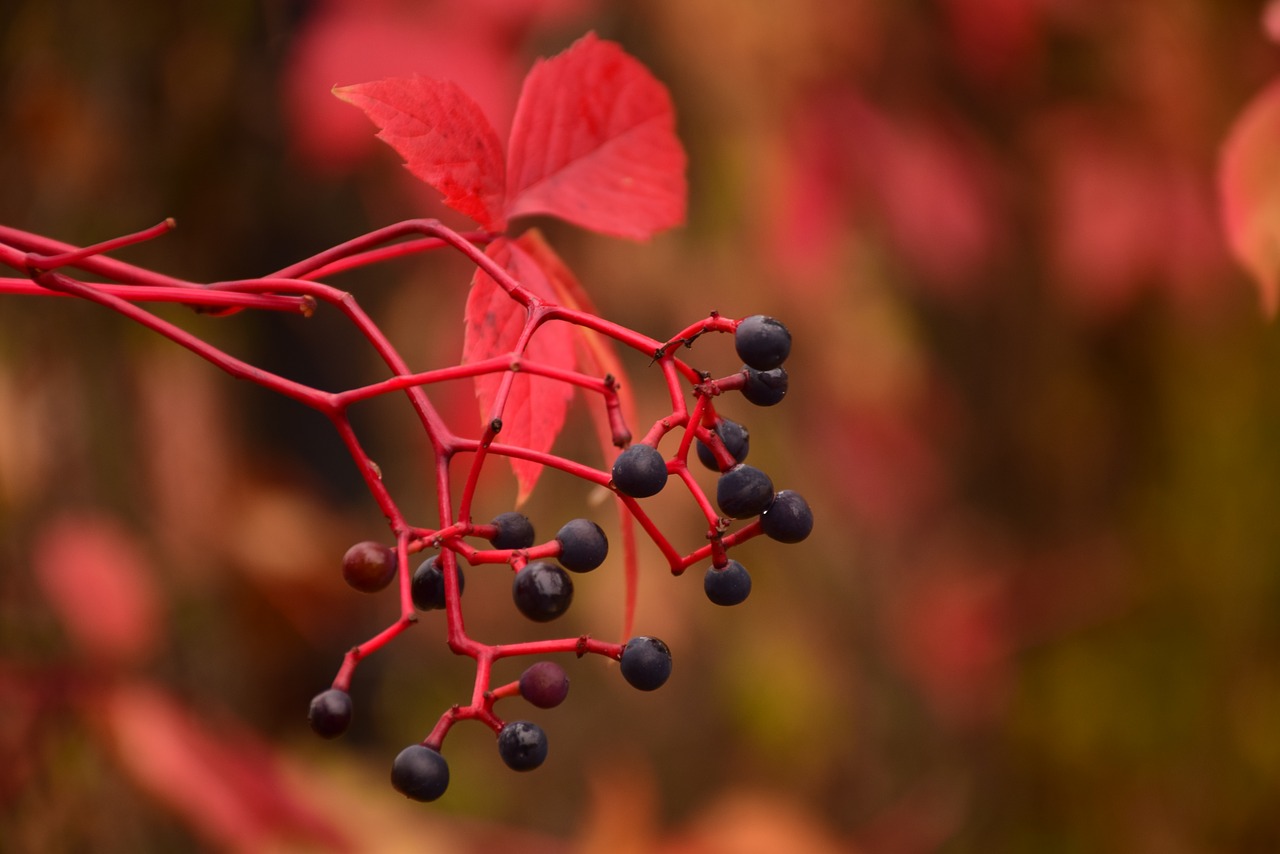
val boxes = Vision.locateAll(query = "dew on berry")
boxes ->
[734,314,791,371]
[391,744,450,801]
[341,540,397,593]
[308,688,353,739]
[555,518,608,572]
[611,444,669,498]
[619,636,673,691]
[512,561,574,622]
[704,560,752,606]
[760,490,814,543]
[716,464,775,519]
[497,721,549,771]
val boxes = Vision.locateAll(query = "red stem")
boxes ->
[0,218,770,759]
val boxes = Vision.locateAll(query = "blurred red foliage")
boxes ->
[32,512,164,667]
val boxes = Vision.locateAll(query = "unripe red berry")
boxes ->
[341,541,397,593]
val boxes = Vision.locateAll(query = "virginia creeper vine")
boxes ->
[0,33,812,800]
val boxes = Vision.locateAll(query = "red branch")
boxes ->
[0,218,768,756]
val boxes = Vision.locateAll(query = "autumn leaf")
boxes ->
[1220,77,1280,316]
[32,511,163,666]
[334,76,508,231]
[103,681,349,851]
[515,229,635,433]
[463,238,576,502]
[505,32,687,239]
[515,230,641,637]
[333,33,687,241]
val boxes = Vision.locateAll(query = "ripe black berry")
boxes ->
[411,555,466,611]
[307,688,353,739]
[555,518,608,572]
[341,541,397,593]
[704,560,752,606]
[391,744,450,801]
[497,721,549,771]
[489,511,535,550]
[619,636,672,691]
[760,490,814,543]
[519,661,570,709]
[716,464,775,519]
[735,315,791,371]
[512,561,574,622]
[695,418,750,472]
[611,444,668,498]
[740,365,788,407]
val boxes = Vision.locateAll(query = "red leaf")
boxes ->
[284,1,602,174]
[32,511,163,666]
[1220,77,1280,316]
[334,76,508,231]
[515,230,641,638]
[463,238,576,502]
[505,32,687,239]
[103,681,349,851]
[283,2,520,174]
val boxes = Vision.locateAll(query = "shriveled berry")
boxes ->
[497,721,549,771]
[391,744,450,801]
[704,560,752,606]
[489,511,535,550]
[760,490,814,543]
[341,541,397,593]
[411,555,466,611]
[555,518,608,572]
[741,365,788,407]
[695,418,750,472]
[619,636,672,691]
[611,444,668,498]
[512,561,574,622]
[519,661,570,709]
[735,315,791,371]
[716,464,775,519]
[308,688,352,739]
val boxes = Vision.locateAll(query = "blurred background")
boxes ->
[4,0,1280,851]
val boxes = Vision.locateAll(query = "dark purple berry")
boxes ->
[391,744,450,801]
[735,315,791,371]
[307,688,352,739]
[519,661,570,709]
[512,561,574,622]
[555,518,608,572]
[341,541,397,593]
[497,721,549,771]
[741,365,788,407]
[695,418,750,471]
[411,555,466,611]
[716,464,775,519]
[619,636,672,691]
[611,444,669,498]
[760,490,813,543]
[704,560,752,606]
[489,511,535,550]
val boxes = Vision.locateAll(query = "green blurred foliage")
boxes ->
[4,0,1280,850]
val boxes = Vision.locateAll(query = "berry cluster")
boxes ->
[313,313,811,802]
[0,31,816,808]
[0,219,811,803]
